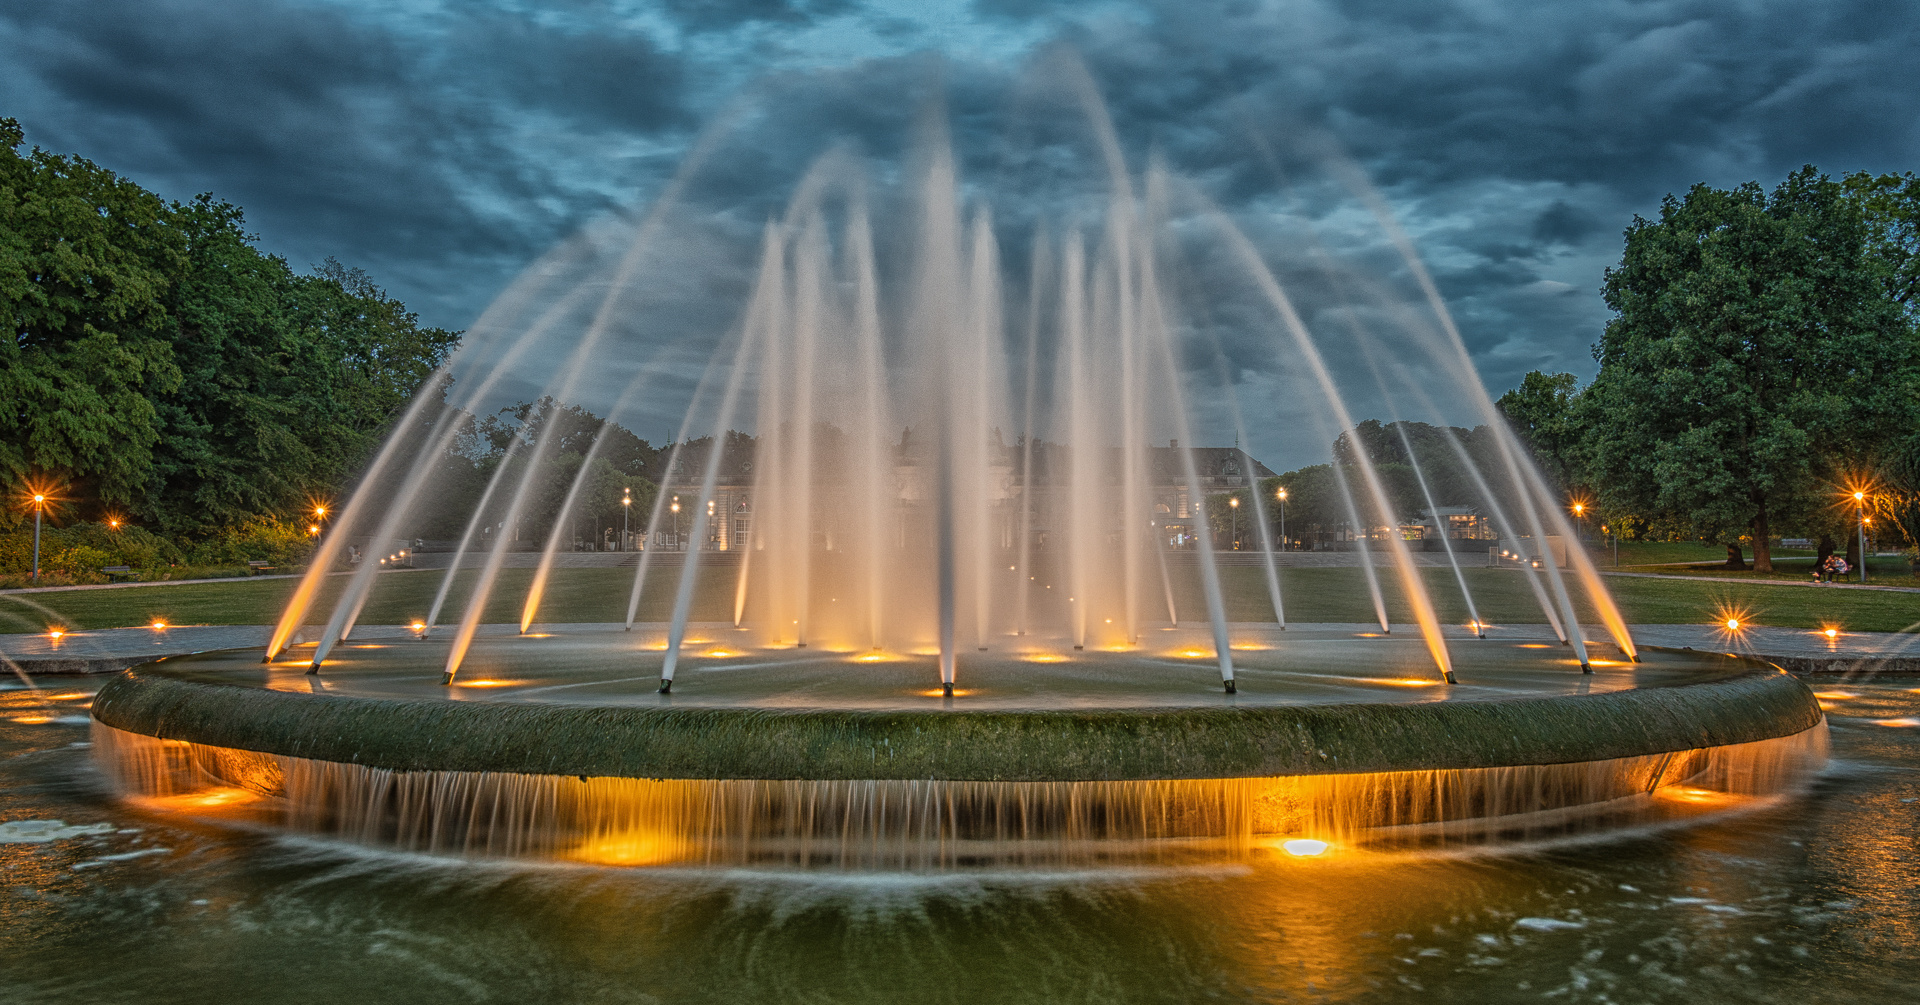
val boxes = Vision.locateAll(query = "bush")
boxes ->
[182,515,317,567]
[0,521,184,581]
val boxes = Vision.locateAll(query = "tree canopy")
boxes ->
[1,118,459,540]
[1502,166,1920,570]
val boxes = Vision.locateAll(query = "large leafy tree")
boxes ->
[1496,371,1583,495]
[1580,166,1916,572]
[0,118,184,512]
[2,117,459,540]
[145,211,460,536]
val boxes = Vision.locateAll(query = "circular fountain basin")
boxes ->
[88,628,1827,866]
[91,628,1819,781]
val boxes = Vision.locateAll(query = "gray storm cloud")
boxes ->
[2,0,1913,468]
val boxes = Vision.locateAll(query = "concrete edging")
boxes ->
[90,650,1823,782]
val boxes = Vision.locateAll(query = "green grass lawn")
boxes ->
[6,562,1916,634]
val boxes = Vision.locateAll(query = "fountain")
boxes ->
[90,78,1824,868]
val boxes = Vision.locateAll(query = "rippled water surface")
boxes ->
[3,677,1916,1004]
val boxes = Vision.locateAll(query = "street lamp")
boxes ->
[1277,487,1288,550]
[29,493,46,583]
[1229,495,1240,550]
[1850,491,1866,584]
[670,496,681,551]
[621,488,631,552]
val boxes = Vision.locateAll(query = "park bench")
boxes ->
[101,565,134,582]
[247,560,276,575]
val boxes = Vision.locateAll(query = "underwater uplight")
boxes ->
[1822,627,1840,640]
[150,620,168,630]
[1281,838,1329,857]
[1024,654,1065,663]
[703,649,738,658]
[46,627,65,640]
[456,680,516,688]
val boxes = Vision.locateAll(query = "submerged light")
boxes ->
[47,627,65,640]
[150,620,168,630]
[1281,838,1329,857]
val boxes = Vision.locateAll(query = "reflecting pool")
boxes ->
[3,677,1916,1004]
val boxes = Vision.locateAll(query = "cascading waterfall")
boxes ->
[94,720,1829,868]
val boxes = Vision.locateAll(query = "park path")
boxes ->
[4,620,1914,677]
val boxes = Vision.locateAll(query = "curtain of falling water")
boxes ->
[95,722,1829,869]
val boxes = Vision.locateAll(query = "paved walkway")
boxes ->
[1600,570,1920,593]
[6,621,1916,677]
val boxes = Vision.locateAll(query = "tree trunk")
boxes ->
[1723,543,1748,570]
[1751,505,1772,573]
[1816,535,1835,567]
[1846,534,1861,571]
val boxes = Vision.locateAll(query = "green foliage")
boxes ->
[1496,371,1582,493]
[0,117,459,546]
[1579,166,1917,569]
[0,117,184,504]
[0,520,182,583]
[1844,170,1920,315]
[182,515,319,567]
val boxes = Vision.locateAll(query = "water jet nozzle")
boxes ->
[1224,680,1236,694]
[305,664,320,676]
[1073,645,1083,650]
[440,671,454,685]
[943,682,953,697]
[1444,671,1458,684]
[1581,662,1592,674]
[977,646,987,652]
[657,679,672,694]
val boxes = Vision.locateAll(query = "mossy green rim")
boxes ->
[90,649,1823,782]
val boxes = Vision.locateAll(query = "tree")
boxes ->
[1496,371,1583,495]
[1580,166,1916,572]
[0,118,184,511]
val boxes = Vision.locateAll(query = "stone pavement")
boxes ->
[4,620,1914,677]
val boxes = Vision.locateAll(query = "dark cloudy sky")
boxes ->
[4,1,1916,468]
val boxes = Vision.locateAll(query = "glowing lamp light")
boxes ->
[1724,619,1741,631]
[1281,838,1329,857]
[108,519,120,529]
[1853,491,1865,501]
[33,494,45,504]
[47,628,65,640]
[150,620,168,630]
[1824,628,1840,640]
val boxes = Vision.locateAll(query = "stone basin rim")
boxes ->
[88,647,1825,782]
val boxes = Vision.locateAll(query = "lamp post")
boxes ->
[1229,495,1240,550]
[621,488,631,552]
[1277,487,1288,550]
[670,496,681,551]
[1850,490,1866,580]
[30,493,45,582]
